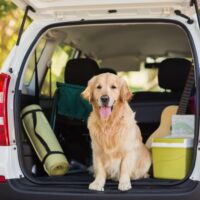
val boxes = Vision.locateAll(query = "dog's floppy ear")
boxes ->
[120,78,133,102]
[81,76,96,102]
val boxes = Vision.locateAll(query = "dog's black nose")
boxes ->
[100,95,109,105]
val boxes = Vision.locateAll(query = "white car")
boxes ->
[0,0,200,199]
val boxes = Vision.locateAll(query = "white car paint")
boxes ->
[0,0,200,183]
[13,0,196,20]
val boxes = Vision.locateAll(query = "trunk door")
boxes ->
[12,0,196,21]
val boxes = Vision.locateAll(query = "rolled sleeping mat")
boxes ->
[21,104,69,176]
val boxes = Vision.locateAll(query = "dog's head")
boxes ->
[82,73,132,119]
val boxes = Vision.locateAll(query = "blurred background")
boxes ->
[0,0,29,67]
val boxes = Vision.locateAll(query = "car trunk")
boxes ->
[14,20,197,192]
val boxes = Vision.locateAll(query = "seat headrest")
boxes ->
[158,58,191,92]
[99,68,117,74]
[65,58,99,86]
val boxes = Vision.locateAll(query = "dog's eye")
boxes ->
[97,85,102,89]
[111,85,117,89]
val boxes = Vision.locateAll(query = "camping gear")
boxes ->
[21,104,69,176]
[152,136,193,180]
[171,114,194,137]
[51,82,92,129]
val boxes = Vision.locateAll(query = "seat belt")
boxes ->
[35,50,39,104]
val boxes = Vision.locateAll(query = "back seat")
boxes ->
[130,58,191,139]
[99,67,117,74]
[65,58,100,86]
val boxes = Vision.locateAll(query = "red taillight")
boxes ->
[0,176,6,183]
[0,73,10,146]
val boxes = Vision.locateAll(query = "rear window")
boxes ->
[40,44,75,98]
[118,66,160,92]
[23,38,46,86]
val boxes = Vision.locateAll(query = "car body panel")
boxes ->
[12,0,196,20]
[0,1,200,199]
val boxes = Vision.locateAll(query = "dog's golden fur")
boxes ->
[82,73,151,191]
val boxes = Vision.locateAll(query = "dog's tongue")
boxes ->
[100,107,112,119]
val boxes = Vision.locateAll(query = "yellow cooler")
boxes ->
[152,137,193,180]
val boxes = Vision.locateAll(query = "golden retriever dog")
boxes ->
[82,73,151,191]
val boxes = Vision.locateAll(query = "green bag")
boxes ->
[54,82,92,122]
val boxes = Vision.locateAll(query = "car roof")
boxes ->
[49,23,191,71]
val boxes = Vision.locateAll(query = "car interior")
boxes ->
[17,22,196,191]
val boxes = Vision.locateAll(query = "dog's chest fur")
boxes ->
[91,123,126,179]
[88,105,137,154]
[90,116,128,151]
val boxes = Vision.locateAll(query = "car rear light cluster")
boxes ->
[0,176,6,183]
[0,73,10,146]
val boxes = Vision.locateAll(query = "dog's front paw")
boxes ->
[89,181,104,191]
[118,181,132,191]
